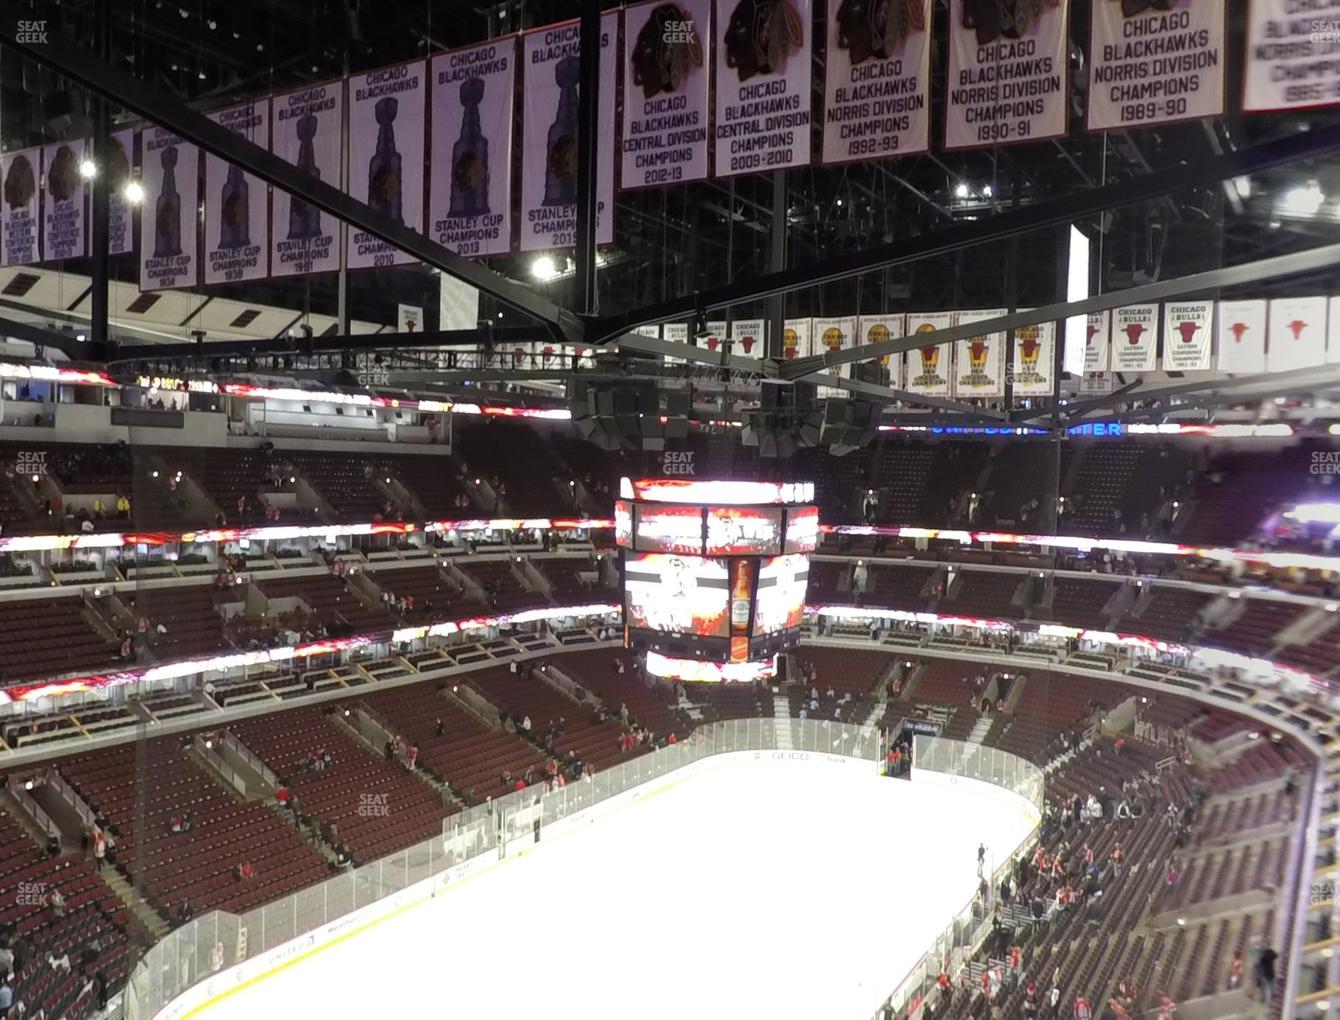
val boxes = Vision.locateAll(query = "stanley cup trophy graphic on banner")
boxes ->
[288,113,323,240]
[449,77,490,218]
[219,165,250,249]
[543,57,580,207]
[154,145,183,258]
[368,97,403,225]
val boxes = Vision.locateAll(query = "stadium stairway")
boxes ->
[772,695,793,750]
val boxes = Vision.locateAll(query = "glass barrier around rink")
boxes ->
[127,720,1028,1020]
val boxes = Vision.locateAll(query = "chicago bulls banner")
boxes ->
[1244,0,1340,113]
[703,319,729,356]
[904,311,954,397]
[623,0,711,189]
[858,313,904,390]
[1011,317,1055,397]
[1111,304,1158,373]
[812,315,857,395]
[821,0,932,164]
[664,321,690,365]
[954,309,1005,398]
[714,0,813,177]
[1084,309,1110,373]
[730,318,767,361]
[139,128,199,290]
[203,101,269,285]
[1216,299,1267,373]
[42,140,86,262]
[782,317,812,364]
[944,0,1069,151]
[271,81,343,278]
[1268,296,1328,373]
[1088,0,1225,131]
[1,147,40,266]
[1161,301,1213,372]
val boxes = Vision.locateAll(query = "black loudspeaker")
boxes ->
[820,398,881,456]
[568,380,690,451]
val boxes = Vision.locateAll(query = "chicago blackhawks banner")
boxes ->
[1216,299,1267,373]
[429,39,516,258]
[271,81,344,278]
[782,317,811,363]
[1011,318,1055,397]
[204,101,269,285]
[1161,301,1213,372]
[347,60,426,270]
[944,0,1068,151]
[1268,296,1328,373]
[108,129,135,256]
[821,0,932,164]
[812,315,857,395]
[139,128,198,291]
[1084,309,1110,373]
[730,318,766,360]
[520,16,618,252]
[1111,304,1158,373]
[858,313,903,389]
[1,147,40,266]
[42,140,85,262]
[954,309,1005,399]
[714,0,813,177]
[1244,0,1340,113]
[622,0,711,188]
[904,311,953,397]
[1087,0,1224,131]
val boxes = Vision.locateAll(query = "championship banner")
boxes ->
[1111,304,1158,373]
[713,0,813,177]
[622,0,711,189]
[347,60,426,269]
[1011,318,1055,397]
[1080,372,1114,395]
[904,311,953,396]
[944,0,1068,150]
[1268,296,1328,373]
[203,101,269,285]
[703,319,729,355]
[1216,300,1267,374]
[108,129,135,256]
[821,0,932,164]
[429,39,516,259]
[138,128,198,291]
[664,321,690,365]
[1,147,40,266]
[1162,301,1213,372]
[1244,1,1340,113]
[1084,309,1110,373]
[271,81,343,278]
[954,309,1005,399]
[520,15,618,253]
[812,315,857,396]
[1087,0,1225,131]
[1331,299,1340,365]
[730,318,766,360]
[782,317,811,362]
[858,313,903,389]
[42,140,85,261]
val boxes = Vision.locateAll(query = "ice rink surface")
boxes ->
[194,756,1036,1020]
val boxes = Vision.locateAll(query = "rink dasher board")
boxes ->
[150,750,1015,1020]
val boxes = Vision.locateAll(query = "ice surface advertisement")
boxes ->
[1245,0,1340,113]
[271,81,344,278]
[108,129,135,256]
[139,128,198,291]
[1161,301,1213,372]
[904,311,953,397]
[1111,304,1158,373]
[1011,318,1055,397]
[520,15,618,253]
[730,318,766,360]
[713,0,813,177]
[954,309,1005,399]
[1216,299,1267,373]
[821,0,931,164]
[944,0,1068,150]
[1088,0,1224,131]
[1268,296,1328,373]
[429,39,516,258]
[204,101,269,285]
[622,0,711,189]
[858,314,903,389]
[348,60,426,270]
[781,318,811,363]
[42,139,85,261]
[1,147,40,266]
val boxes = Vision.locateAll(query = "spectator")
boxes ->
[435,718,445,738]
[1254,942,1278,1003]
[406,745,418,770]
[1228,949,1242,990]
[0,975,12,1018]
[48,888,64,918]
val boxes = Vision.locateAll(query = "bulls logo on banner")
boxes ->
[1084,309,1110,373]
[1161,301,1213,372]
[905,311,953,397]
[730,318,766,360]
[1012,318,1055,397]
[1268,296,1328,373]
[954,309,1005,398]
[859,313,904,389]
[1216,299,1266,373]
[1112,304,1158,373]
[702,320,729,354]
[782,318,811,362]
[664,321,690,366]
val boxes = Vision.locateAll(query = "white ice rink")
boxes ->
[188,755,1037,1020]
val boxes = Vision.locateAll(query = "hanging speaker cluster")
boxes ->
[818,398,881,456]
[567,380,690,451]
[740,382,823,459]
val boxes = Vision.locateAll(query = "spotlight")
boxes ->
[123,180,145,204]
[982,184,993,197]
[78,158,97,180]
[954,183,970,199]
[531,255,558,282]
